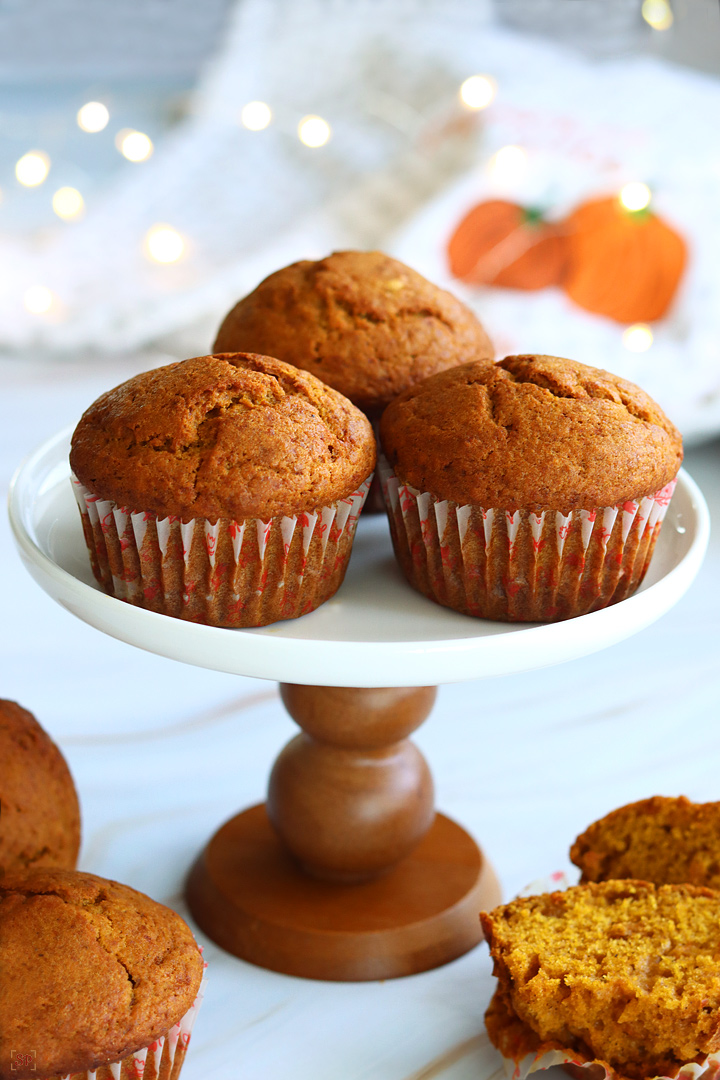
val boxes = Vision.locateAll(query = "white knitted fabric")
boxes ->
[2,0,719,441]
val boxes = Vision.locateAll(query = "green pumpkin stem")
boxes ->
[521,205,547,227]
[623,205,654,223]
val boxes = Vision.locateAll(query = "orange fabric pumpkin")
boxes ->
[563,196,687,323]
[448,199,568,290]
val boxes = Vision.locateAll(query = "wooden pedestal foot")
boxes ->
[186,685,502,980]
[187,804,501,981]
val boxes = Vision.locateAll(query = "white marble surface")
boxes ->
[2,356,718,1080]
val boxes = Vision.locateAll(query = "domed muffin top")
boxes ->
[0,699,80,876]
[70,352,376,521]
[380,354,682,512]
[0,868,204,1080]
[570,796,720,889]
[212,250,494,415]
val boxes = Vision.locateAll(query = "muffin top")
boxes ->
[0,700,80,877]
[482,880,720,1079]
[571,796,720,889]
[212,250,494,415]
[380,354,682,512]
[70,352,376,521]
[0,868,204,1080]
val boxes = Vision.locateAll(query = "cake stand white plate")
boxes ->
[9,427,710,687]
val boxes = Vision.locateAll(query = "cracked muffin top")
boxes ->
[481,881,720,1080]
[380,354,682,512]
[70,352,376,521]
[571,796,720,889]
[212,250,494,416]
[0,868,204,1080]
[0,700,80,877]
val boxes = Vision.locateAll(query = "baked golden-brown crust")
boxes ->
[484,981,564,1064]
[0,868,204,1080]
[481,881,720,1080]
[571,796,720,889]
[70,352,376,521]
[0,700,80,876]
[212,251,494,415]
[380,354,682,512]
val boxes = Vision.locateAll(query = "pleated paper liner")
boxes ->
[378,456,676,622]
[486,986,720,1080]
[71,475,372,628]
[44,975,205,1080]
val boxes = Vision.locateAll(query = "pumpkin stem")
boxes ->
[622,205,654,224]
[522,205,547,227]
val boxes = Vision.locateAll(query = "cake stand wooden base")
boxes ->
[187,683,501,980]
[187,804,500,981]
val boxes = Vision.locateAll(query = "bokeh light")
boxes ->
[620,182,652,212]
[241,101,272,130]
[623,324,654,352]
[642,0,674,30]
[488,145,527,182]
[459,75,497,110]
[77,102,109,133]
[16,151,50,187]
[298,115,331,148]
[52,187,84,220]
[145,225,185,263]
[116,130,154,162]
[24,286,54,314]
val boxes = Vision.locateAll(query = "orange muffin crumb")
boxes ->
[571,796,720,889]
[481,881,720,1080]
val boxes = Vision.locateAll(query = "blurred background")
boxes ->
[1,0,719,438]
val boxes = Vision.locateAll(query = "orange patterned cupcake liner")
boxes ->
[378,456,676,622]
[72,475,372,628]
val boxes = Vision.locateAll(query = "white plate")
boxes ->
[9,427,709,687]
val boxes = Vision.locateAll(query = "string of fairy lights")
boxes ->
[5,94,339,317]
[4,0,674,348]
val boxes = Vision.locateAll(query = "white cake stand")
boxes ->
[9,427,710,981]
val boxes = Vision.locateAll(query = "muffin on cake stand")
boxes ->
[9,428,709,980]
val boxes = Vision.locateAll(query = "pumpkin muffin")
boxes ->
[379,354,682,621]
[0,868,204,1080]
[571,796,720,889]
[212,250,494,418]
[0,700,80,876]
[70,352,376,627]
[481,880,720,1080]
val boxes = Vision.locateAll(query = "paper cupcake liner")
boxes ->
[71,475,372,627]
[378,456,676,622]
[487,878,720,1080]
[42,974,206,1080]
[497,1025,720,1080]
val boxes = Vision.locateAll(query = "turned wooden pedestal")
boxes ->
[187,685,501,981]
